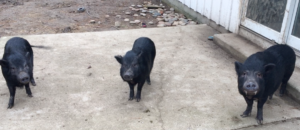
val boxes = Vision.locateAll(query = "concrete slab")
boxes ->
[214,33,300,104]
[0,25,299,130]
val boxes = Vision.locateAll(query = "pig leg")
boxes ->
[146,76,151,85]
[128,83,135,101]
[280,82,287,97]
[256,97,268,125]
[25,84,33,97]
[269,94,273,100]
[280,67,294,96]
[136,80,145,102]
[7,85,16,109]
[30,58,36,86]
[30,72,36,86]
[241,96,253,117]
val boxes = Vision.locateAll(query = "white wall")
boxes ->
[177,0,241,33]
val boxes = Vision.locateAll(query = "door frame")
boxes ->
[285,0,300,50]
[241,0,292,44]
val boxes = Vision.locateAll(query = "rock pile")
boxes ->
[124,2,197,27]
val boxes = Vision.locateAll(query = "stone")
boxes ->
[159,9,164,14]
[188,21,197,25]
[164,18,169,22]
[124,18,130,22]
[179,21,187,26]
[98,21,101,24]
[116,15,121,19]
[157,23,165,27]
[163,13,168,17]
[165,22,172,26]
[172,21,179,26]
[132,8,139,11]
[152,11,161,17]
[134,20,141,23]
[173,16,178,21]
[148,9,154,13]
[137,5,143,8]
[125,11,131,15]
[77,7,85,13]
[179,14,186,18]
[142,10,147,13]
[168,19,174,24]
[165,11,172,14]
[62,27,72,33]
[157,21,165,25]
[188,19,192,21]
[157,18,164,21]
[170,8,174,11]
[115,21,121,27]
[131,5,135,7]
[129,21,136,24]
[133,14,139,17]
[181,19,189,24]
[148,21,154,25]
[89,20,96,24]
[105,15,110,18]
[140,13,146,17]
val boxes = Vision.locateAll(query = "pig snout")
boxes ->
[18,72,30,84]
[243,81,259,95]
[123,69,134,81]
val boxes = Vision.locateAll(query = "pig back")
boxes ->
[132,37,156,72]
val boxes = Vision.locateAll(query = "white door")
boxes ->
[241,0,291,43]
[287,0,300,50]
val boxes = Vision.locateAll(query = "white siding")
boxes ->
[191,0,197,11]
[178,0,241,33]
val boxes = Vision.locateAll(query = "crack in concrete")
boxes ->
[156,63,166,130]
[231,117,300,130]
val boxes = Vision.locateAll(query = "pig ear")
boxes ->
[25,52,30,58]
[137,51,143,58]
[234,61,243,74]
[114,55,123,64]
[0,60,7,67]
[264,63,275,73]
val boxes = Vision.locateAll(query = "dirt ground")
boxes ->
[0,0,168,36]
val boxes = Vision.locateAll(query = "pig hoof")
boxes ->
[136,98,140,102]
[147,81,151,85]
[128,97,134,101]
[7,104,13,109]
[269,95,273,100]
[279,93,283,97]
[28,94,33,97]
[31,81,36,86]
[240,113,251,117]
[256,119,263,125]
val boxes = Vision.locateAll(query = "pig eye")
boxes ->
[257,73,262,78]
[11,67,15,71]
[242,72,246,76]
[134,64,138,67]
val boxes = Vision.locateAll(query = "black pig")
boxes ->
[235,44,296,125]
[115,37,156,102]
[0,37,37,108]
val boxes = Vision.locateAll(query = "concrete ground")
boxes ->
[0,25,299,130]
